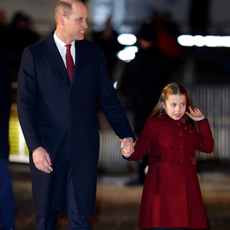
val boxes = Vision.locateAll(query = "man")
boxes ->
[17,0,134,229]
[0,46,15,230]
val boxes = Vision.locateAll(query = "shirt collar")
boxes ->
[54,31,75,47]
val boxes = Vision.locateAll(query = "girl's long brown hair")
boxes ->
[150,82,195,131]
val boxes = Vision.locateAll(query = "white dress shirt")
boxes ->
[53,32,76,67]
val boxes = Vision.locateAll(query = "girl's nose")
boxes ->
[176,106,181,112]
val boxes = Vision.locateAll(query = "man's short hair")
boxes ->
[54,0,83,24]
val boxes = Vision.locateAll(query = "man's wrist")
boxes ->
[32,146,42,153]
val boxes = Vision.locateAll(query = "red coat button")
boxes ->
[179,134,182,137]
[180,160,183,163]
[179,146,183,150]
[177,123,181,126]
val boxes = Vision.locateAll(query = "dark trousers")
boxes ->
[0,158,15,230]
[36,177,91,230]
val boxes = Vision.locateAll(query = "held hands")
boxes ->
[186,107,205,121]
[120,137,134,158]
[32,147,53,173]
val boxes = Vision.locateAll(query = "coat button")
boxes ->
[177,123,181,126]
[180,160,183,163]
[179,134,182,137]
[179,146,183,150]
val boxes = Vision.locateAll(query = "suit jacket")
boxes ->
[0,47,12,158]
[127,113,214,229]
[17,32,135,216]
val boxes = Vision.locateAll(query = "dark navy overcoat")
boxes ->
[17,32,135,216]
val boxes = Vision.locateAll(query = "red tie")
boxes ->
[65,44,74,81]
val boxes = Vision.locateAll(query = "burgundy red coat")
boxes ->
[127,113,214,229]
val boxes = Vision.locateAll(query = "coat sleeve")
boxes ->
[127,119,152,161]
[195,119,214,153]
[17,47,43,153]
[96,46,135,141]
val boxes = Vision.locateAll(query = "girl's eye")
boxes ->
[172,103,176,107]
[181,103,185,106]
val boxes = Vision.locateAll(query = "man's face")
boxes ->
[63,2,88,42]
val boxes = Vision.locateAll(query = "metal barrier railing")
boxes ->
[187,85,230,160]
[9,85,230,167]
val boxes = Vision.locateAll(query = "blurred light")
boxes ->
[19,125,25,155]
[117,34,137,45]
[117,49,135,62]
[205,36,221,47]
[124,46,138,53]
[177,35,194,47]
[113,81,118,89]
[117,46,138,62]
[194,35,205,47]
[178,35,230,48]
[221,36,230,47]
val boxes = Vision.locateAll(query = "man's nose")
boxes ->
[83,20,88,29]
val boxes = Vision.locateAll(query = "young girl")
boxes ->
[121,82,214,230]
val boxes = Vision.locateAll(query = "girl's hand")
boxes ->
[186,107,205,121]
[120,138,134,158]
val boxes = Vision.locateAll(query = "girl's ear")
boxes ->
[161,102,166,109]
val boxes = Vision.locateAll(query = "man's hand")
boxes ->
[120,137,134,158]
[32,147,53,173]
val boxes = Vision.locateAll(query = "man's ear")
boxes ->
[59,15,65,26]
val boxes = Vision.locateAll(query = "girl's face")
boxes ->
[162,94,186,120]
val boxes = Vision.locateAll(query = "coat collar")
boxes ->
[45,32,89,85]
[45,32,70,84]
[157,113,186,124]
[71,39,89,85]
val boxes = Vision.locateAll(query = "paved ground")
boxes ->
[7,165,230,230]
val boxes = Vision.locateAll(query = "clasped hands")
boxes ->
[120,137,134,158]
[33,138,135,173]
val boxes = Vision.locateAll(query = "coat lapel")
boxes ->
[72,40,89,85]
[45,32,70,84]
